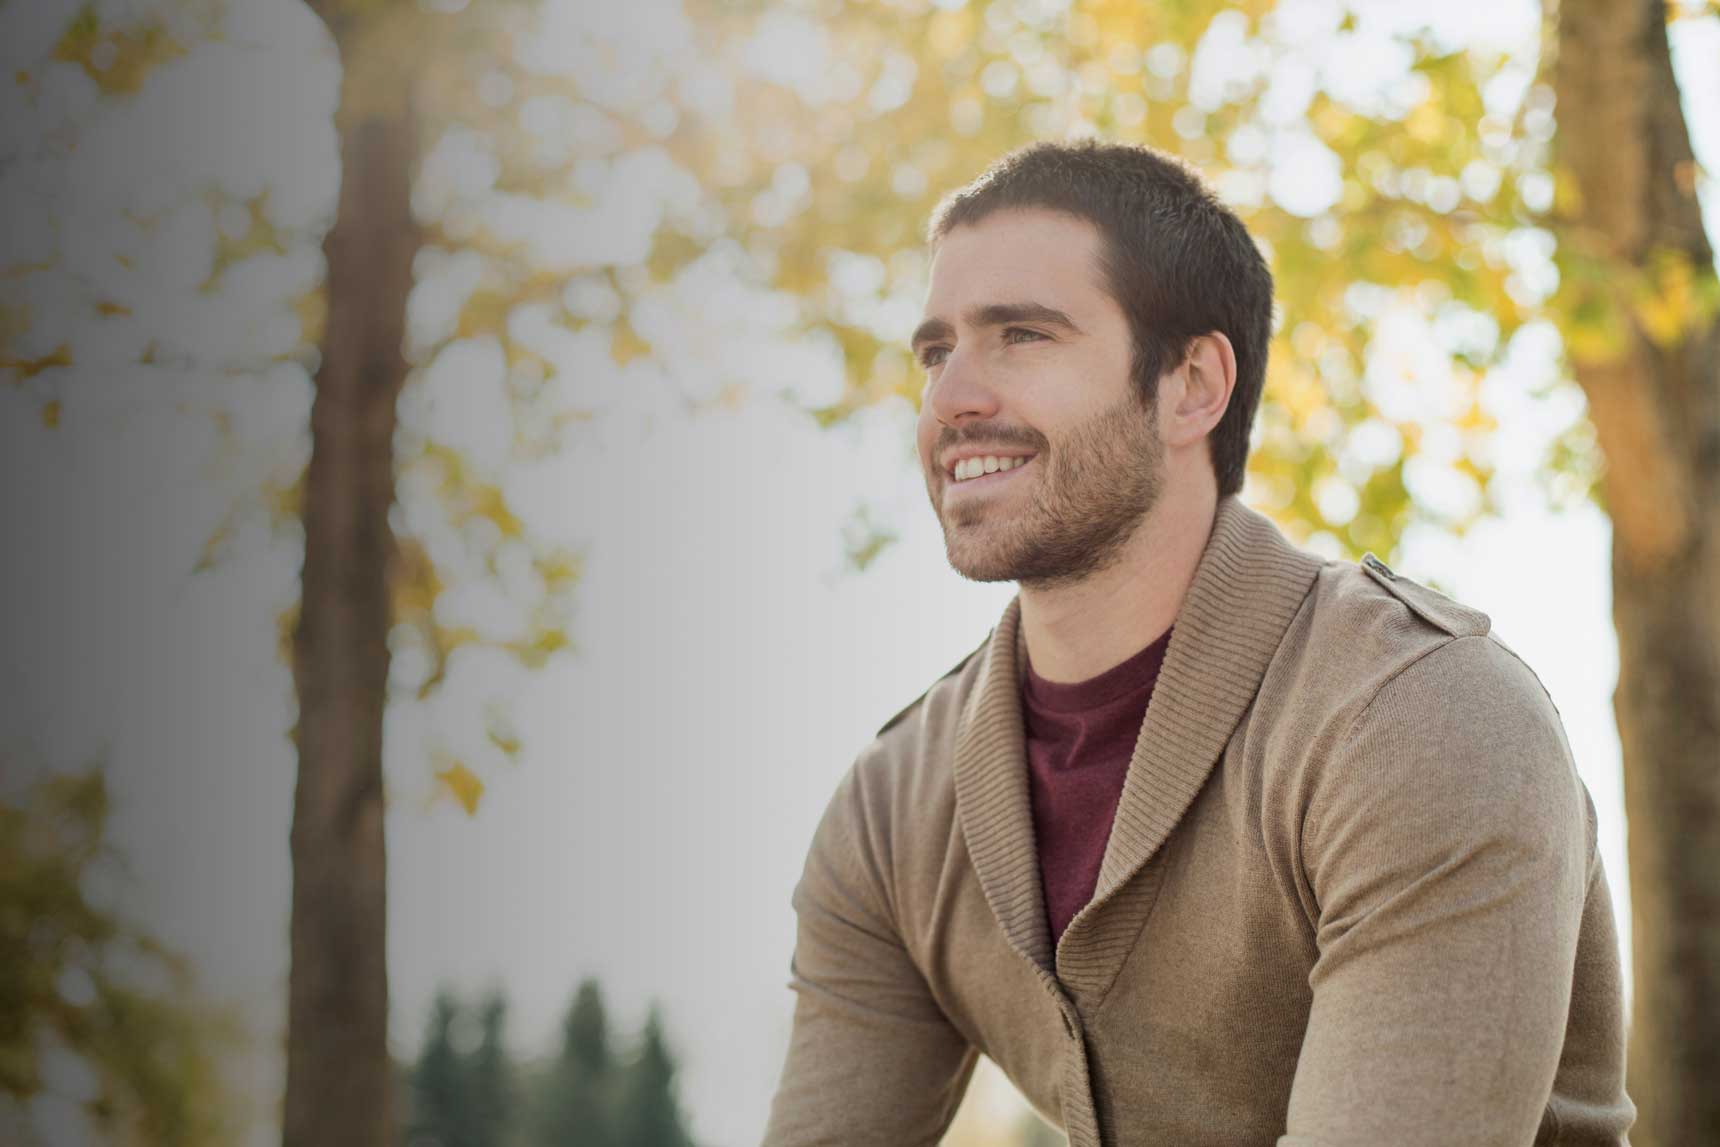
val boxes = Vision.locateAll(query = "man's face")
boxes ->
[913,208,1166,590]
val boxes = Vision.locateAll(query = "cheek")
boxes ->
[915,408,940,467]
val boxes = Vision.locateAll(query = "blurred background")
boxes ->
[3,0,1717,1144]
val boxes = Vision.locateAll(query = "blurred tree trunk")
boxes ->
[1552,1,1720,1142]
[285,3,422,1145]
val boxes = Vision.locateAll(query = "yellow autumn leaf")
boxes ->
[1632,248,1702,349]
[457,286,515,340]
[294,290,326,348]
[435,761,484,816]
[610,316,652,366]
[486,725,522,759]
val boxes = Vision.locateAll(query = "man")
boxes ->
[763,141,1633,1146]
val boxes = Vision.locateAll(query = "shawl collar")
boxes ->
[951,495,1325,988]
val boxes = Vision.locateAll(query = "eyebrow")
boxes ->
[910,302,1084,354]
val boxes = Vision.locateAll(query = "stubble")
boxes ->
[932,390,1164,591]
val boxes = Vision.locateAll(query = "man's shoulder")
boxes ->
[1313,550,1492,644]
[1263,551,1563,760]
[873,635,990,740]
[1292,555,1582,833]
[833,632,991,820]
[1290,551,1497,697]
[1351,551,1491,640]
[1240,557,1595,914]
[806,634,991,877]
[1349,554,1574,715]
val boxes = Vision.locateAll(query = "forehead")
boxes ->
[923,208,1112,313]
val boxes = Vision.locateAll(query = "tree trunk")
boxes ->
[1551,2,1720,1142]
[285,5,421,1145]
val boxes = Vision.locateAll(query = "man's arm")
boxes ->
[763,762,978,1146]
[1282,634,1596,1146]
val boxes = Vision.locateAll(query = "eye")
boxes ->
[918,345,950,369]
[1002,327,1049,345]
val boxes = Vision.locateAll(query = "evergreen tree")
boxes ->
[613,1004,694,1147]
[468,991,514,1147]
[406,990,474,1147]
[529,979,618,1147]
[564,979,612,1079]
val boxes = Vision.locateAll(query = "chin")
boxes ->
[947,558,1012,584]
[942,527,1028,584]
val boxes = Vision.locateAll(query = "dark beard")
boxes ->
[938,390,1163,590]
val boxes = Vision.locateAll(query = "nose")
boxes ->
[925,346,1001,427]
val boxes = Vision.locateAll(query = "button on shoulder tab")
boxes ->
[1359,552,1491,638]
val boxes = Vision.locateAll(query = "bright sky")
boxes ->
[4,0,1719,1143]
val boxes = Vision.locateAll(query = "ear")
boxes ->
[1162,332,1236,450]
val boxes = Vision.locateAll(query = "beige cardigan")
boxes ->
[764,495,1633,1146]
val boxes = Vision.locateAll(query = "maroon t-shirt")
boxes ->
[1023,626,1173,946]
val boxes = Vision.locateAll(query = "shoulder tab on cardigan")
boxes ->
[1360,552,1491,639]
[874,635,990,739]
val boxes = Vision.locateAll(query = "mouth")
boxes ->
[943,454,1036,497]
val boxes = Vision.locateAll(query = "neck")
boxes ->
[1017,482,1218,684]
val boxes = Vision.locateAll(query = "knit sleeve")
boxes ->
[762,756,978,1146]
[1282,634,1596,1146]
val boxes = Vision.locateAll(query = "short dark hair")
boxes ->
[927,140,1274,500]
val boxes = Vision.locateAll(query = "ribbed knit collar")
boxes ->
[951,494,1326,983]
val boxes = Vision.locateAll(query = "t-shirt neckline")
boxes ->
[1022,625,1174,714]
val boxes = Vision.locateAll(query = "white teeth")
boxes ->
[952,455,1030,481]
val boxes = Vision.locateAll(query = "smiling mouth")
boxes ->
[944,455,1035,494]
